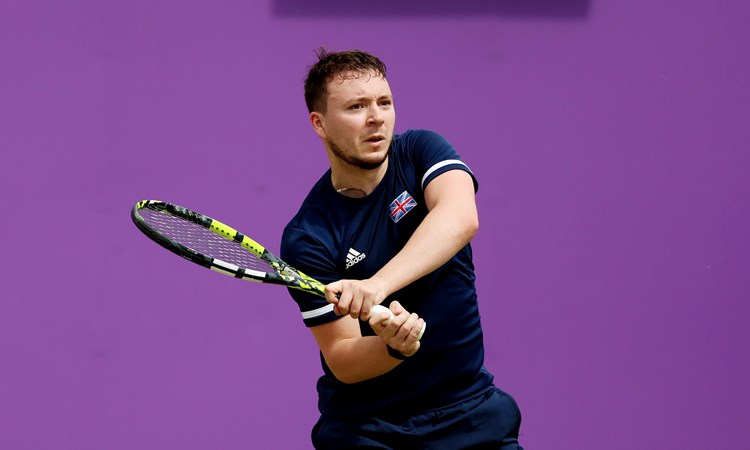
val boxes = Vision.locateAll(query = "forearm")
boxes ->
[324,335,400,384]
[326,199,478,382]
[323,170,478,318]
[312,303,423,384]
[373,185,478,296]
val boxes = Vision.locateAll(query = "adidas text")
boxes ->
[346,248,367,269]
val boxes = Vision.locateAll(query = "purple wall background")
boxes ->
[2,1,748,448]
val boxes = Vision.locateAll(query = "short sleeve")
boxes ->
[403,130,479,192]
[279,226,342,327]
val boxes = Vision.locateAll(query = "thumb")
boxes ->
[389,300,404,314]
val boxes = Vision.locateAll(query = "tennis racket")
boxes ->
[131,200,426,339]
[131,200,327,297]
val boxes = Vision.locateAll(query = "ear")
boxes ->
[310,112,327,139]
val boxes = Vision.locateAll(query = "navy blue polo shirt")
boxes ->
[280,129,493,417]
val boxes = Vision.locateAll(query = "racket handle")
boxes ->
[371,305,426,340]
[370,304,394,323]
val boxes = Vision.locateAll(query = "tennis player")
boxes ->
[280,49,523,449]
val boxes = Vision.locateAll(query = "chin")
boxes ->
[356,152,389,170]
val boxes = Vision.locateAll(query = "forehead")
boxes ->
[326,71,392,102]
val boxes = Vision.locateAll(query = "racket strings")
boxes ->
[140,208,273,273]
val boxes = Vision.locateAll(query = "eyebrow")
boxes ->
[348,94,393,103]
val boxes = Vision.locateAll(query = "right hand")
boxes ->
[325,278,388,319]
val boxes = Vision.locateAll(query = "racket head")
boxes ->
[131,200,327,297]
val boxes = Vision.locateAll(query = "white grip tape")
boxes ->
[371,305,426,340]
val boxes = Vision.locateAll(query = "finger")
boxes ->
[411,317,427,341]
[349,295,362,319]
[368,305,392,325]
[395,313,421,343]
[384,318,422,358]
[415,318,426,340]
[368,312,390,332]
[375,305,393,323]
[350,289,377,320]
[336,290,352,316]
[325,281,342,304]
[360,303,375,322]
[390,306,412,327]
[389,300,404,315]
[397,314,424,356]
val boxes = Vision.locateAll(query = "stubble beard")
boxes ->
[328,138,389,170]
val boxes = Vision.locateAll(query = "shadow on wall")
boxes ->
[273,0,591,18]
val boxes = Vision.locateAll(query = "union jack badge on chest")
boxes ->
[389,190,417,223]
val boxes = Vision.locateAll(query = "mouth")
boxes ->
[364,135,386,145]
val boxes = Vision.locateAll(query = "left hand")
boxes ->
[368,301,424,357]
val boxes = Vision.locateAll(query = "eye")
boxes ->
[349,103,364,110]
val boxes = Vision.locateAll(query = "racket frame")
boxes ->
[131,200,326,297]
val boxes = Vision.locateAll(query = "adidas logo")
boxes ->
[345,248,367,269]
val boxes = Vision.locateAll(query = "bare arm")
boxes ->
[326,169,479,317]
[310,301,425,384]
[314,169,478,383]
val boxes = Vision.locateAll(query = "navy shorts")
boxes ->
[311,387,523,449]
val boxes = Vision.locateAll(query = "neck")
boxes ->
[336,186,368,198]
[330,157,388,197]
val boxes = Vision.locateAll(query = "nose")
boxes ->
[367,103,384,125]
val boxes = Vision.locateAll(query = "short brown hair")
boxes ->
[304,48,387,113]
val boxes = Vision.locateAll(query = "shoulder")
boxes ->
[281,175,333,257]
[283,171,331,230]
[392,129,451,151]
[391,130,477,192]
[391,129,461,166]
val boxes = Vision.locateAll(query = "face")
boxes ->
[311,71,395,171]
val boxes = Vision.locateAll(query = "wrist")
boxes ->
[386,345,410,360]
[368,275,392,301]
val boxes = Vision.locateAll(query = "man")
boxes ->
[280,49,523,449]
